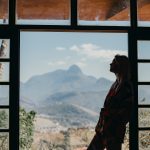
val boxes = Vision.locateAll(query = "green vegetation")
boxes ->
[19,108,36,150]
[0,109,8,129]
[0,133,9,150]
[18,107,150,150]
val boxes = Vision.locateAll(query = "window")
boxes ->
[138,40,150,150]
[0,38,10,149]
[137,0,150,27]
[0,0,149,149]
[0,0,9,24]
[16,0,70,25]
[20,32,128,149]
[78,0,130,26]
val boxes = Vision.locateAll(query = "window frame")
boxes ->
[137,36,150,149]
[0,31,10,149]
[1,0,150,149]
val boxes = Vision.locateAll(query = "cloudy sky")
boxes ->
[20,32,128,82]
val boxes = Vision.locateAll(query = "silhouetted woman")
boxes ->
[87,55,133,150]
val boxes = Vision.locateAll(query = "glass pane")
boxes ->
[0,85,9,105]
[138,85,150,104]
[0,62,9,82]
[0,109,9,129]
[138,40,150,59]
[0,0,9,24]
[138,0,150,27]
[139,131,150,150]
[78,0,130,26]
[139,108,150,127]
[0,132,9,150]
[138,63,150,82]
[0,39,10,58]
[16,0,70,25]
[20,32,128,149]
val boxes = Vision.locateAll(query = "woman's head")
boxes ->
[110,54,131,80]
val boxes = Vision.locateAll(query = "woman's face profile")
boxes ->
[110,58,120,73]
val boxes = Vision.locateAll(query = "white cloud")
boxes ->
[56,47,66,51]
[70,45,80,52]
[70,43,127,59]
[81,43,99,51]
[48,61,66,66]
[81,57,87,62]
[76,62,87,68]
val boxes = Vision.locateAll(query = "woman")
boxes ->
[87,55,133,150]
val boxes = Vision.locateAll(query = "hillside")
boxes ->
[19,65,150,129]
[20,65,112,127]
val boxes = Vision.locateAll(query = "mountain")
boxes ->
[20,65,108,103]
[67,64,82,74]
[42,90,107,113]
[36,103,97,128]
[19,65,150,127]
[20,65,113,127]
[20,96,37,112]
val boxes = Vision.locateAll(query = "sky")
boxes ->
[0,26,149,83]
[138,41,150,59]
[20,32,128,83]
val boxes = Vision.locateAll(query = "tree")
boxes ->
[0,133,9,150]
[0,110,8,129]
[19,108,36,150]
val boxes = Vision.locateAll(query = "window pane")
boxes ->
[138,0,150,27]
[0,62,9,82]
[0,39,10,58]
[0,85,9,105]
[0,132,9,150]
[20,32,128,149]
[138,85,150,105]
[138,41,150,59]
[139,131,150,150]
[0,109,9,129]
[139,108,150,127]
[16,0,70,25]
[0,0,8,24]
[78,0,130,26]
[138,63,150,82]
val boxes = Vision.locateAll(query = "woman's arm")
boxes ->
[103,82,134,122]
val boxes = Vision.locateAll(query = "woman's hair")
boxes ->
[114,54,131,80]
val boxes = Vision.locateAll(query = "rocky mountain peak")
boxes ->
[68,65,82,74]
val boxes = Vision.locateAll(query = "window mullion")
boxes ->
[9,28,20,150]
[71,0,77,27]
[9,0,16,25]
[128,29,139,150]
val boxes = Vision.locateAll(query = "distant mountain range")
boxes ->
[19,65,150,127]
[20,65,112,109]
[19,65,113,127]
[1,65,149,127]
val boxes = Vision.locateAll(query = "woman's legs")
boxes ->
[87,134,105,150]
